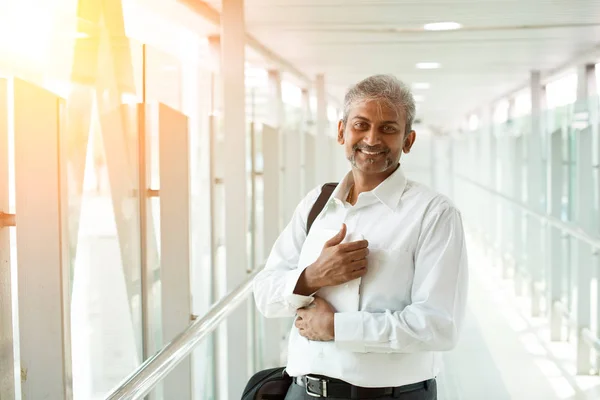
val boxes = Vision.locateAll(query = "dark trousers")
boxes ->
[284,380,437,400]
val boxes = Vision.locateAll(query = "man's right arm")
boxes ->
[252,186,322,318]
[293,269,321,296]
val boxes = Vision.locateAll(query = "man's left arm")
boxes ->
[334,205,468,353]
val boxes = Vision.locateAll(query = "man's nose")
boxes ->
[363,128,381,145]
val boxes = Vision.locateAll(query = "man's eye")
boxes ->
[382,125,396,132]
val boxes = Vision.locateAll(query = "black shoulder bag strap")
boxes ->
[306,182,338,234]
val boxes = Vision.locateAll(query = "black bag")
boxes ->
[241,367,291,400]
[242,183,337,400]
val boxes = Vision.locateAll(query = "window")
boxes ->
[545,72,577,109]
[468,114,480,131]
[514,90,531,117]
[493,100,510,124]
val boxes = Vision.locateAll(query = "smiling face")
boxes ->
[338,99,416,180]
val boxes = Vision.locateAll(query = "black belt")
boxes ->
[294,375,433,399]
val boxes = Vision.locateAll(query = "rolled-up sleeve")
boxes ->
[253,186,322,318]
[334,205,468,353]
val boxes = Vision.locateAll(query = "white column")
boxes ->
[156,104,192,398]
[284,131,301,223]
[267,70,285,224]
[574,63,596,374]
[263,71,288,371]
[13,78,72,399]
[268,70,284,129]
[262,124,280,265]
[315,74,328,185]
[576,64,597,105]
[528,71,544,316]
[301,88,315,194]
[206,34,222,399]
[479,107,494,249]
[218,0,248,398]
[260,124,284,368]
[0,78,17,400]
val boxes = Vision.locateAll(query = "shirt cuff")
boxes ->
[282,267,314,310]
[334,312,366,352]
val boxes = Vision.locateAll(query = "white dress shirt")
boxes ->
[253,165,468,388]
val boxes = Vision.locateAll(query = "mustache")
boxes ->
[353,144,389,153]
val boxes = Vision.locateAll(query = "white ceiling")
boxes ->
[190,0,600,129]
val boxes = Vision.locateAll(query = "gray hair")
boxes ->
[342,74,416,134]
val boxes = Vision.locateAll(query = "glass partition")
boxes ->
[444,95,600,374]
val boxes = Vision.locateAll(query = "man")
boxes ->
[253,74,468,400]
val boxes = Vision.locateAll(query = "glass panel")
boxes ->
[68,100,143,399]
[64,15,145,400]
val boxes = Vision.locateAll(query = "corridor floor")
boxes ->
[437,233,600,400]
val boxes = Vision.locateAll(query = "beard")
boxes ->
[348,144,395,172]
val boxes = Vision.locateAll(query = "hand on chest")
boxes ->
[300,209,416,313]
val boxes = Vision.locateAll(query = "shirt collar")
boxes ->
[328,164,407,211]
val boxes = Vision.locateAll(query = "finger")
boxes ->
[349,259,368,270]
[324,224,347,248]
[350,266,368,279]
[295,319,302,329]
[346,247,369,261]
[338,239,369,252]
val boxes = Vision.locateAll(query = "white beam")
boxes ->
[490,44,600,106]
[178,0,311,85]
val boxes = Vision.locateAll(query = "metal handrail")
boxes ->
[459,175,600,352]
[105,268,261,400]
[456,175,600,250]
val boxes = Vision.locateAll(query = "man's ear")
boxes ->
[402,130,416,153]
[337,120,345,145]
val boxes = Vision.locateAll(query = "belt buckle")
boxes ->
[305,375,328,398]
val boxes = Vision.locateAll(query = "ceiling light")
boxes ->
[424,22,462,31]
[412,82,430,89]
[416,62,441,69]
[74,32,89,39]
